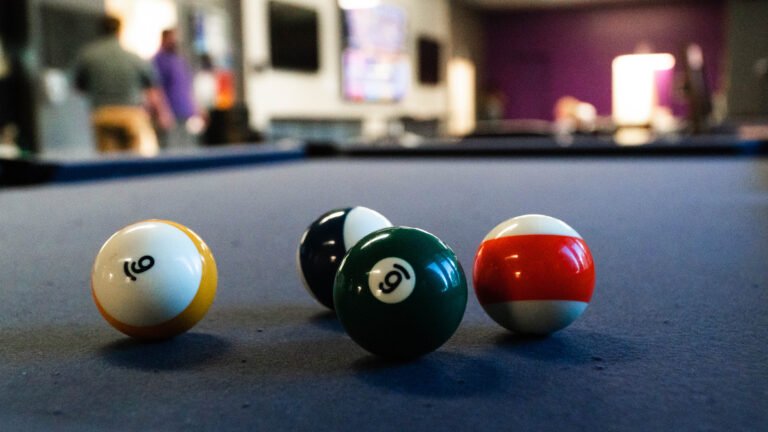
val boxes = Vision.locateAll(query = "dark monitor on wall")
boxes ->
[417,37,441,85]
[268,1,319,72]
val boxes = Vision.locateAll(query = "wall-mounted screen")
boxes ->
[341,5,409,102]
[268,1,319,72]
[417,36,441,85]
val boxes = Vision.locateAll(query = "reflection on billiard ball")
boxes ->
[91,219,217,340]
[297,207,392,309]
[334,227,467,359]
[473,214,595,335]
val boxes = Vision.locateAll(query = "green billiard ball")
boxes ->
[333,227,467,359]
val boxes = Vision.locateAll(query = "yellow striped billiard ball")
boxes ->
[91,220,217,340]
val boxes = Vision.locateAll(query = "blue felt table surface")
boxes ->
[0,156,766,431]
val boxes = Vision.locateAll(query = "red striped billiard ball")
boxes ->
[473,214,595,335]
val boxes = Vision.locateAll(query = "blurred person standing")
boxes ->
[73,15,172,155]
[153,28,202,149]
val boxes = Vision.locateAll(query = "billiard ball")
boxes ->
[473,214,595,335]
[91,219,217,340]
[297,207,392,309]
[334,226,467,358]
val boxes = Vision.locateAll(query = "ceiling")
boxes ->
[456,0,680,10]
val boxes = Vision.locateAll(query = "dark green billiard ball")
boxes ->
[333,227,467,359]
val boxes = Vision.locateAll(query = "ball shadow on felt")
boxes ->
[99,332,231,370]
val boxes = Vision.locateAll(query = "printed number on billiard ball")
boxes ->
[368,257,416,304]
[123,255,155,281]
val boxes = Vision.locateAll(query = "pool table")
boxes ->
[1,149,766,430]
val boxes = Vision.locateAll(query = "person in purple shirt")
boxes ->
[153,28,199,149]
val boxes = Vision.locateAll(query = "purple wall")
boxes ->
[483,1,725,120]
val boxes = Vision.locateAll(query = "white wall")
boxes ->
[241,0,451,138]
[34,0,106,158]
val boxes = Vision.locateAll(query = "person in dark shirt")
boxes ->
[73,16,172,155]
